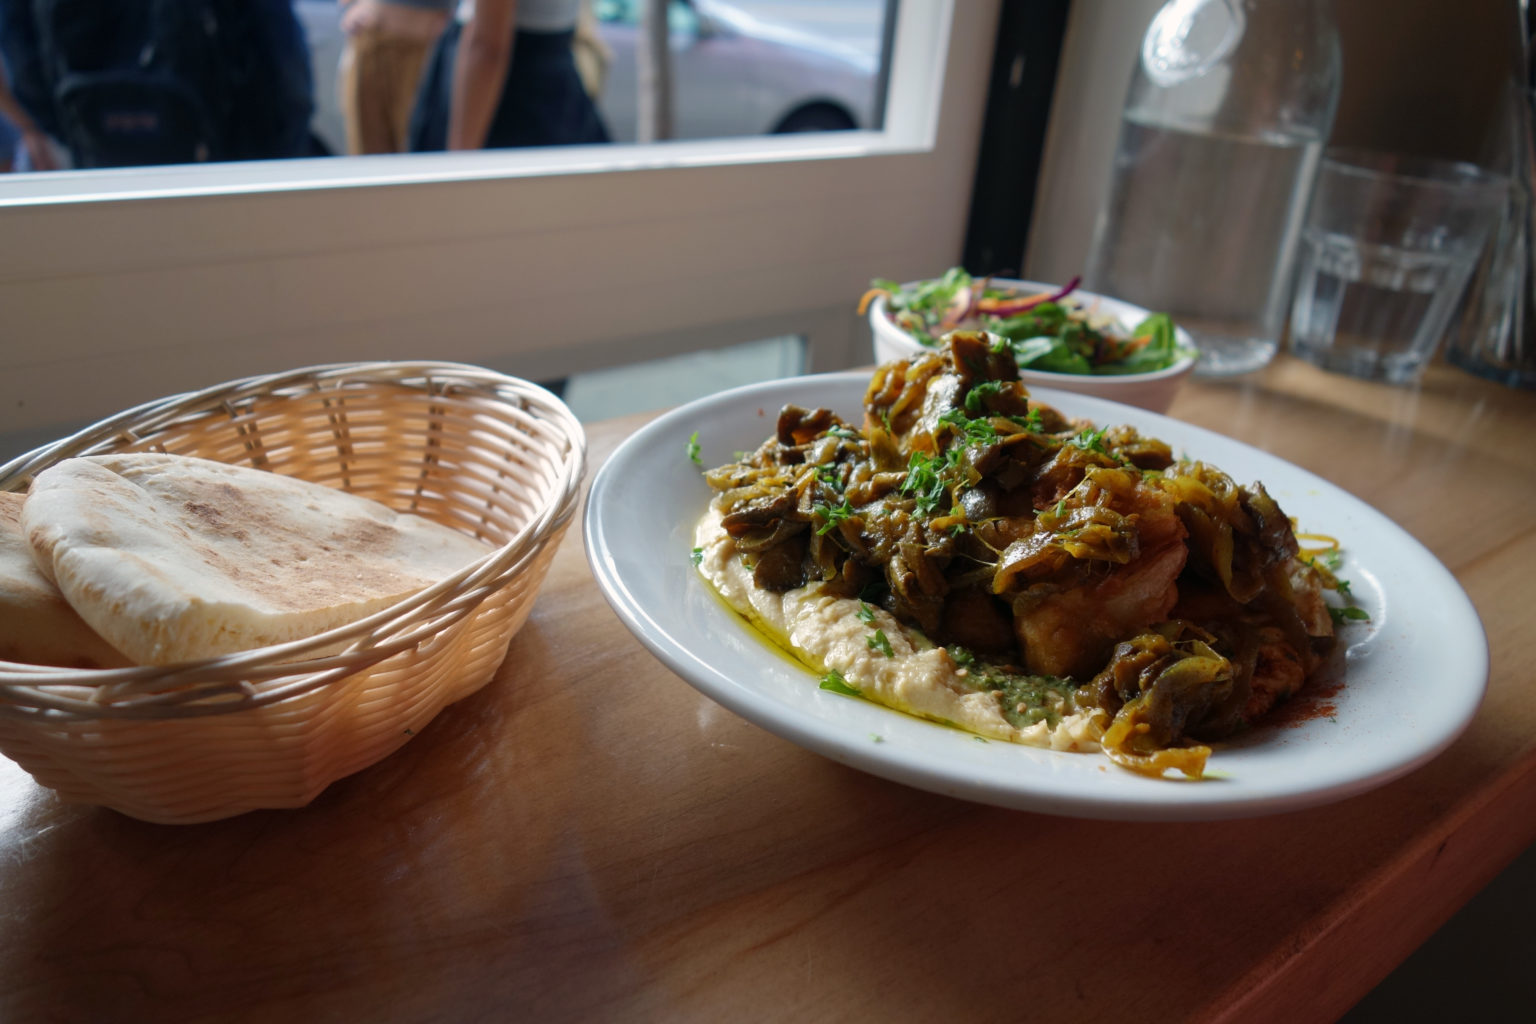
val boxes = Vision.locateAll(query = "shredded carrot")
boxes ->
[976,290,1053,313]
[1294,533,1345,591]
[1295,532,1341,558]
[856,288,890,316]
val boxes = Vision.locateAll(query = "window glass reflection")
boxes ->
[0,0,887,171]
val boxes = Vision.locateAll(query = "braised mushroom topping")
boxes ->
[700,332,1338,777]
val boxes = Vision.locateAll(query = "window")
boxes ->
[0,0,998,452]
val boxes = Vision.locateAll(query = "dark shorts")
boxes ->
[0,113,18,167]
[408,24,610,151]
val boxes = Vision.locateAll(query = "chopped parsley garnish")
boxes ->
[1302,543,1362,614]
[817,464,845,492]
[819,670,861,696]
[947,646,1076,728]
[814,499,855,535]
[1329,605,1371,624]
[689,546,703,567]
[1070,427,1108,455]
[901,451,946,516]
[1014,407,1045,433]
[940,407,1000,444]
[686,431,702,466]
[964,381,1005,415]
[856,602,876,625]
[867,630,895,658]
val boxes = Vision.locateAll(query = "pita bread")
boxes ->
[0,491,132,668]
[22,454,491,665]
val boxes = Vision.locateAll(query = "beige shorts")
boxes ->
[338,24,441,155]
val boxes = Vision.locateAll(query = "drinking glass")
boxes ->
[1288,149,1508,383]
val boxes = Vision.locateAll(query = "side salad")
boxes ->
[860,267,1195,376]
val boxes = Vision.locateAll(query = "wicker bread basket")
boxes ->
[0,361,586,824]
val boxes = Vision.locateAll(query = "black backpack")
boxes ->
[30,0,308,167]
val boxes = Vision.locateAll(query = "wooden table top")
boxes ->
[1,356,1532,1023]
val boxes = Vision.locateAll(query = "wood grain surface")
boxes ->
[1,357,1532,1023]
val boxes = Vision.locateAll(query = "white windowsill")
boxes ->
[0,129,917,208]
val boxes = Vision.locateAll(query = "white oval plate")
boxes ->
[583,372,1487,821]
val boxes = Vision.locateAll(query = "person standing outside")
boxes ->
[0,59,60,171]
[409,0,609,152]
[0,0,313,168]
[337,0,453,155]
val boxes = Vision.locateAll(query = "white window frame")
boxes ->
[0,0,998,448]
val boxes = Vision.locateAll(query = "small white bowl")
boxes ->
[868,278,1198,414]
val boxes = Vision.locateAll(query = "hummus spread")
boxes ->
[695,506,1108,752]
